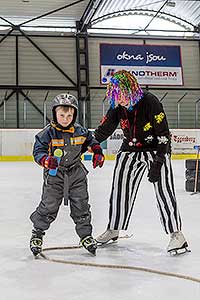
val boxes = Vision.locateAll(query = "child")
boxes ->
[94,70,188,254]
[30,93,104,256]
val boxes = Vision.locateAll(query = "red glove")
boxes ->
[91,144,105,168]
[93,153,105,168]
[40,155,58,170]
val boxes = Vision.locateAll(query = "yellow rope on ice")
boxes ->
[39,246,200,284]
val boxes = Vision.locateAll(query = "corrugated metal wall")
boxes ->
[0,37,16,85]
[0,35,199,129]
[88,38,200,129]
[0,36,77,128]
[19,37,77,86]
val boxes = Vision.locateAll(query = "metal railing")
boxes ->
[101,91,200,129]
[177,93,188,128]
[0,89,200,129]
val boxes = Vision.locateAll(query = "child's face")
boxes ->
[56,107,74,127]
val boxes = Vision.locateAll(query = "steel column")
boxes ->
[76,22,90,126]
[16,35,20,128]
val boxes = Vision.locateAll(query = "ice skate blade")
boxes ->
[88,250,96,256]
[32,252,41,259]
[168,247,191,256]
[96,237,118,247]
[85,246,97,256]
[190,191,199,195]
[31,248,42,258]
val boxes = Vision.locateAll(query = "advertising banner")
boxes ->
[100,43,183,86]
[170,129,200,153]
[102,129,200,155]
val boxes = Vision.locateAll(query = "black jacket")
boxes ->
[94,91,170,157]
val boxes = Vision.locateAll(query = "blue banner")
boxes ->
[100,43,183,86]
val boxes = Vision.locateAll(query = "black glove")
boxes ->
[148,155,165,183]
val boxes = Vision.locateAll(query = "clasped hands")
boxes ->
[91,144,105,168]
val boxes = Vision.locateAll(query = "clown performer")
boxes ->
[94,70,189,254]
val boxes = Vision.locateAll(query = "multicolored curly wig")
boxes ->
[106,70,143,110]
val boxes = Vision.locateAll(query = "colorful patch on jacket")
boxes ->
[51,139,64,147]
[70,136,86,145]
[157,136,169,144]
[154,112,165,124]
[120,119,129,129]
[145,135,154,143]
[143,122,152,131]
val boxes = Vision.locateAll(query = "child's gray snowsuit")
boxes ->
[30,121,99,239]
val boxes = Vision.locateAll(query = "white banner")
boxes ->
[101,65,183,86]
[170,129,200,153]
[103,129,200,155]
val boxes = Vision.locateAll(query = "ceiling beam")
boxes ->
[78,0,104,32]
[0,16,14,27]
[0,28,14,44]
[91,9,195,29]
[18,0,85,27]
[143,0,169,31]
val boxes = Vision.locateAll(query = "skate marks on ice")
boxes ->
[36,241,200,285]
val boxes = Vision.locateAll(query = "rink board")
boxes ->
[0,129,199,161]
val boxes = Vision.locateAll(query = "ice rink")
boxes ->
[0,159,200,300]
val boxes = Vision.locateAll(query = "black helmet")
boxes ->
[52,93,78,124]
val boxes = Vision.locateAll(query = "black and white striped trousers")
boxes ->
[107,151,182,234]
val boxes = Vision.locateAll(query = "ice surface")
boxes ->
[0,160,200,300]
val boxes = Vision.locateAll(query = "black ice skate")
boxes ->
[30,229,45,257]
[81,236,97,256]
[167,231,190,255]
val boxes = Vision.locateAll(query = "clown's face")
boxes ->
[117,91,130,107]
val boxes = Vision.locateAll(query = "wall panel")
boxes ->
[88,38,200,128]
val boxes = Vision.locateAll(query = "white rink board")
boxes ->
[0,129,39,156]
[104,128,200,155]
[0,128,200,156]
